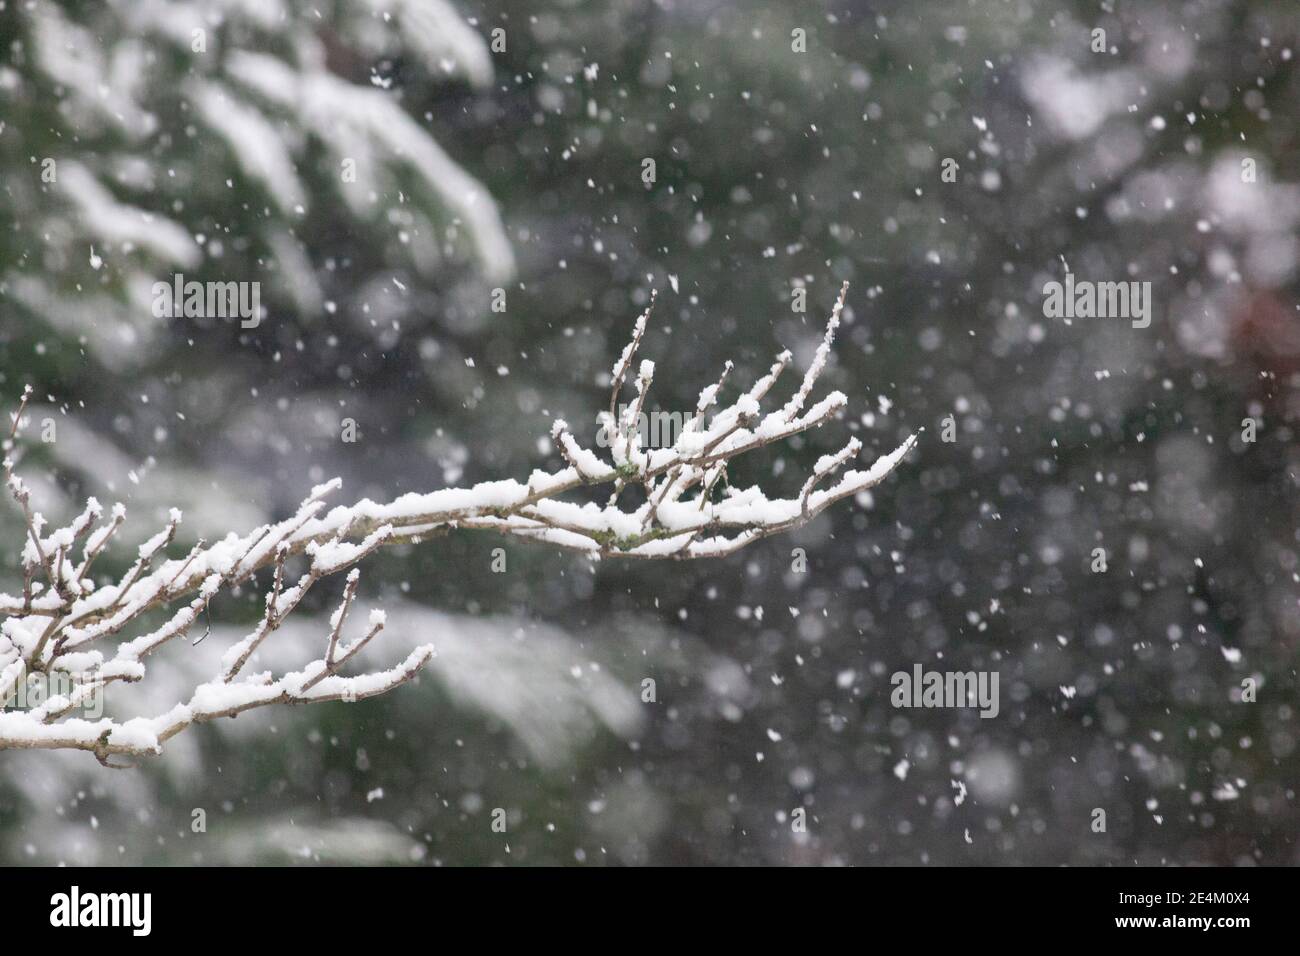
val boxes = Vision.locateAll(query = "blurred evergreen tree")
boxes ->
[0,0,512,540]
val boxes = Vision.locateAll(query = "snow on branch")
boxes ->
[0,283,916,763]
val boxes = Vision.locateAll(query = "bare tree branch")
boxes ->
[0,284,916,762]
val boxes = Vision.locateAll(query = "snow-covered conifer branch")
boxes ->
[0,283,916,763]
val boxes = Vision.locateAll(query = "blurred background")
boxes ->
[1,0,1298,865]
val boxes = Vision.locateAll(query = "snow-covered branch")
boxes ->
[0,284,916,763]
